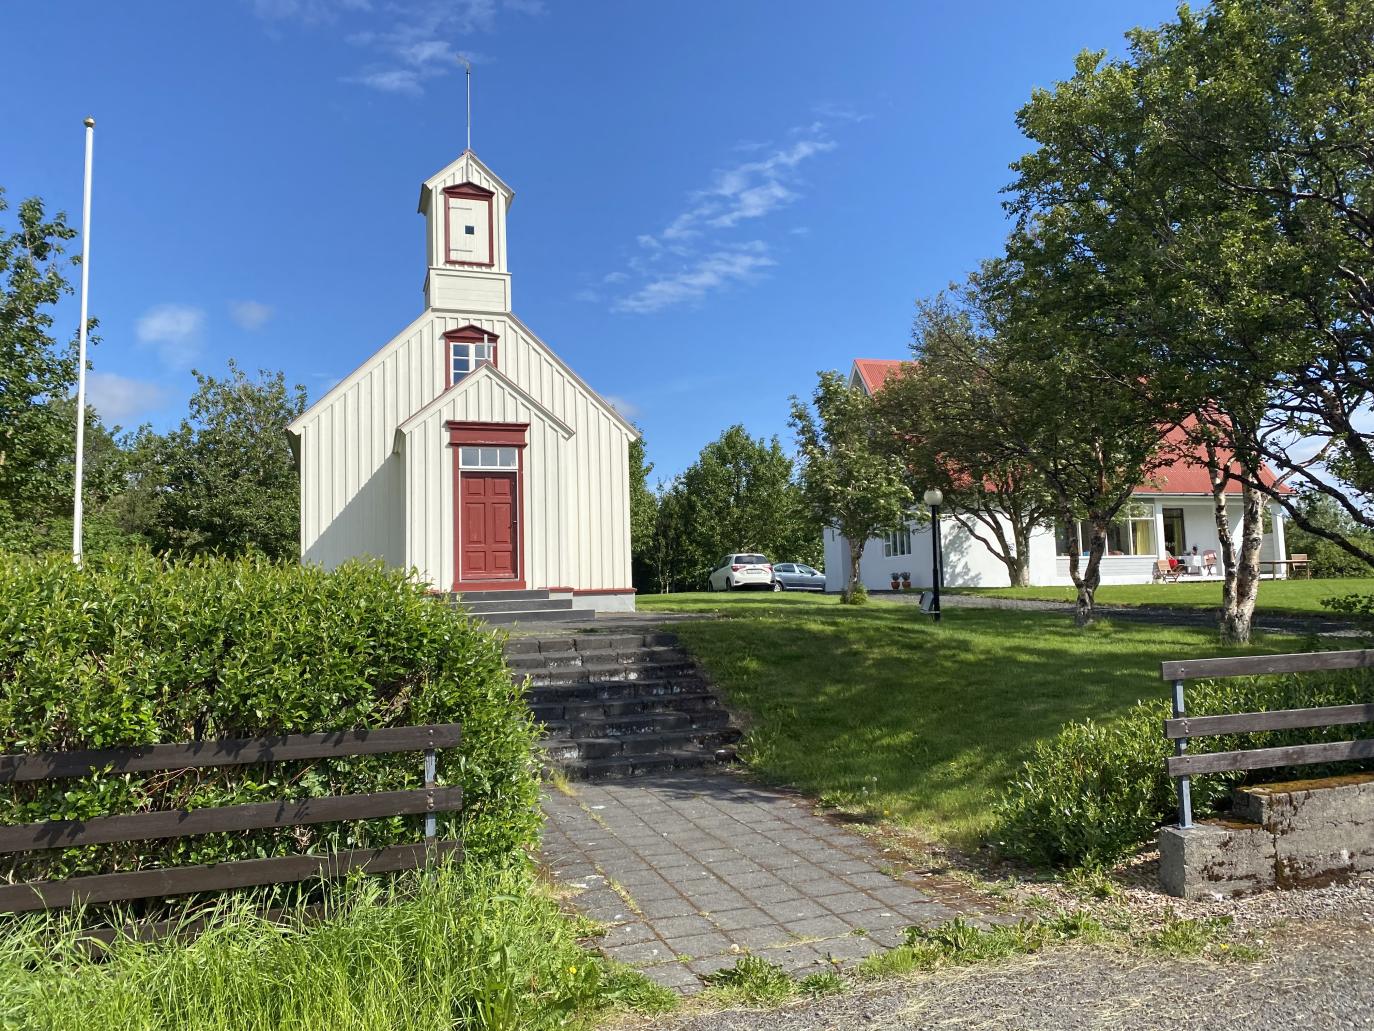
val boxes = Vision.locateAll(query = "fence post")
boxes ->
[1171,678,1193,829]
[424,727,437,843]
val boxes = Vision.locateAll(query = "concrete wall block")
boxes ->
[1158,822,1276,899]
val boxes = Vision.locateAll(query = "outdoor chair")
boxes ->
[1289,553,1311,579]
[1202,550,1218,575]
[1154,558,1181,583]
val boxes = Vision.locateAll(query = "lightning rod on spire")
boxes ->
[463,57,472,151]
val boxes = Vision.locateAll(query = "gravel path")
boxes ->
[626,919,1374,1030]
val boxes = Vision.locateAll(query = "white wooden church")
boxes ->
[287,149,637,611]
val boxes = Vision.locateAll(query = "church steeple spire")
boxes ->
[417,150,515,314]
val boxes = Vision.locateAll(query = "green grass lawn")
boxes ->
[637,593,1307,844]
[947,576,1374,616]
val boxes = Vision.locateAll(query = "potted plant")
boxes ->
[900,571,912,591]
[890,572,901,591]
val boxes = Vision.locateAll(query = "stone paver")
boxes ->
[541,768,999,994]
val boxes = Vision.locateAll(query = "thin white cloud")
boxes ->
[250,0,538,97]
[603,394,641,420]
[85,372,170,425]
[613,244,775,314]
[605,116,846,313]
[135,303,205,368]
[229,299,274,330]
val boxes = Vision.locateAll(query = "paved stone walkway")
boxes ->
[541,768,998,993]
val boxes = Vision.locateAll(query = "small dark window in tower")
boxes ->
[465,225,476,235]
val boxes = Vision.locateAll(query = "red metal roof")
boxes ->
[852,358,907,394]
[852,357,1291,497]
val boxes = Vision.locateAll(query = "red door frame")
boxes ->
[448,421,528,591]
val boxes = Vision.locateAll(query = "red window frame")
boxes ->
[442,182,495,268]
[444,325,499,387]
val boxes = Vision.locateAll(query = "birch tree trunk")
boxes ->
[844,536,866,604]
[1062,507,1106,626]
[1221,485,1264,644]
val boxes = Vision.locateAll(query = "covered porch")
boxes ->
[1050,495,1289,587]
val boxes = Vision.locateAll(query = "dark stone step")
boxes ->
[526,677,709,704]
[507,645,688,671]
[545,708,731,740]
[526,660,699,686]
[548,747,740,782]
[530,692,720,724]
[541,727,742,763]
[503,632,679,657]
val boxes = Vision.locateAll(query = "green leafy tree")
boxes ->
[878,295,1057,588]
[790,371,911,603]
[151,361,306,559]
[627,433,658,592]
[1284,492,1374,579]
[0,191,87,551]
[673,425,819,586]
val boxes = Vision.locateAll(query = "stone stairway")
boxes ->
[506,631,742,780]
[445,589,585,626]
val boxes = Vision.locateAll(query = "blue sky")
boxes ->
[2,0,1179,481]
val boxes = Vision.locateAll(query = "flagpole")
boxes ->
[72,116,94,566]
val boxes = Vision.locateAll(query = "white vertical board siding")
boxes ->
[398,372,569,591]
[296,313,438,570]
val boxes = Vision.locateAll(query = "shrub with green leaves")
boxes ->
[0,553,540,882]
[994,666,1374,868]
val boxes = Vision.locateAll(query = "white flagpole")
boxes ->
[72,116,95,566]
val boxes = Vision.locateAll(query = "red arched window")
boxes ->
[444,325,498,386]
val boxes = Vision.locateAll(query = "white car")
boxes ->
[707,553,773,591]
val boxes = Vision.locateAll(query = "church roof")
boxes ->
[417,149,515,214]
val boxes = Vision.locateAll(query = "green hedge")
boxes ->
[993,665,1374,868]
[0,554,539,882]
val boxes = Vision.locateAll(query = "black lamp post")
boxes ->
[923,488,944,623]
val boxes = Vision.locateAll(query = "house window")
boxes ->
[450,340,496,384]
[1056,502,1157,557]
[459,446,518,469]
[882,528,911,557]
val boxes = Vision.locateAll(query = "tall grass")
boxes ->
[0,860,670,1030]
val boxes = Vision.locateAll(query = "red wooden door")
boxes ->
[460,472,517,581]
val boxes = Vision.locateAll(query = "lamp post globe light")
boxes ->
[923,488,944,623]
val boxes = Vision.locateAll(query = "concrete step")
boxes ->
[451,589,553,602]
[479,608,585,627]
[460,597,575,615]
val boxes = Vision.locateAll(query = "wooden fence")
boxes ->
[0,723,462,914]
[1161,649,1374,828]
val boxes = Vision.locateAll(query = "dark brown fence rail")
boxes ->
[0,723,461,915]
[1160,650,1374,828]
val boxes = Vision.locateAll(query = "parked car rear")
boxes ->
[707,553,773,591]
[771,562,825,592]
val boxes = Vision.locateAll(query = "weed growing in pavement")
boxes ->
[701,955,796,1005]
[797,971,847,997]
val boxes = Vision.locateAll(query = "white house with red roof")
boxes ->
[827,358,1292,591]
[286,149,637,612]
